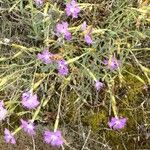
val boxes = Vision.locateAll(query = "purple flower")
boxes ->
[84,34,93,45]
[0,101,7,121]
[104,57,121,70]
[34,0,44,6]
[21,119,35,136]
[57,59,69,76]
[108,117,127,130]
[95,80,104,91]
[44,130,64,147]
[56,22,71,41]
[4,129,16,144]
[81,21,93,45]
[37,49,53,64]
[65,0,80,18]
[21,91,39,109]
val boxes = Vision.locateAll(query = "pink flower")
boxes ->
[81,21,93,45]
[57,59,69,76]
[37,49,53,64]
[56,22,71,41]
[21,119,35,136]
[95,80,104,91]
[108,117,127,130]
[65,0,80,18]
[21,91,39,109]
[0,101,7,121]
[44,130,64,147]
[84,34,93,45]
[4,129,16,144]
[104,57,121,70]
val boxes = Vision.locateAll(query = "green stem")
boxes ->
[54,91,63,132]
[78,62,97,81]
[110,94,118,118]
[67,52,89,64]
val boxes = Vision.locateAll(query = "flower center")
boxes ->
[61,28,66,34]
[51,135,57,142]
[70,7,75,13]
[115,120,120,125]
[27,123,33,130]
[44,54,50,60]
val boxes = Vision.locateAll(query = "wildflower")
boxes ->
[57,59,69,76]
[20,119,35,136]
[94,80,104,91]
[0,101,7,121]
[56,22,71,41]
[108,117,127,130]
[84,34,93,45]
[21,91,39,109]
[4,129,16,144]
[44,130,64,147]
[37,49,53,64]
[65,0,80,18]
[104,57,121,70]
[81,21,93,45]
[34,0,44,6]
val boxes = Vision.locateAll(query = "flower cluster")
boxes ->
[37,49,69,76]
[4,91,39,144]
[3,90,64,147]
[3,0,126,148]
[55,0,93,45]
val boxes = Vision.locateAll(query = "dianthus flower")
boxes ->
[56,22,71,41]
[21,119,35,136]
[103,57,121,70]
[37,49,53,64]
[65,0,80,18]
[4,129,16,144]
[108,117,127,130]
[0,101,7,121]
[94,80,104,91]
[57,59,69,76]
[21,91,39,109]
[81,21,93,45]
[44,130,64,147]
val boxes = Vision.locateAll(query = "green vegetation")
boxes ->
[0,0,150,149]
